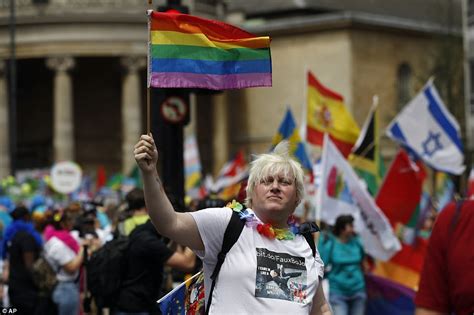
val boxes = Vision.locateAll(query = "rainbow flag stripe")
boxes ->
[148,11,272,90]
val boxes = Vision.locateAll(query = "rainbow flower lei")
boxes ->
[226,200,301,240]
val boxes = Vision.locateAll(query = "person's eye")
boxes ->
[261,177,273,185]
[279,178,291,185]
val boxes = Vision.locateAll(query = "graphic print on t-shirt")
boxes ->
[255,248,308,303]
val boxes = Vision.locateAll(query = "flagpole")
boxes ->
[147,88,151,134]
[147,0,153,134]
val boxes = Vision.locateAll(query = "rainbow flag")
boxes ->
[366,273,415,315]
[306,71,360,157]
[148,11,272,90]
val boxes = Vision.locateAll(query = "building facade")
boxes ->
[208,0,467,175]
[0,0,221,178]
[0,0,468,182]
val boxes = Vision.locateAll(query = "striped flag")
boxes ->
[306,71,360,156]
[366,273,415,315]
[148,11,272,90]
[184,135,205,199]
[349,102,386,196]
[386,79,465,175]
[272,108,312,171]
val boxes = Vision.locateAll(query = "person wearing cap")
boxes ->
[134,135,331,315]
[2,206,43,314]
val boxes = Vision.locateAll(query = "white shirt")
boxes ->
[44,236,78,282]
[190,207,324,315]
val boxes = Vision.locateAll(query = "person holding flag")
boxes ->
[134,134,331,314]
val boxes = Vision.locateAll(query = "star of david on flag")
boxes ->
[386,79,465,175]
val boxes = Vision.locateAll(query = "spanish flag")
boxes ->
[306,71,359,156]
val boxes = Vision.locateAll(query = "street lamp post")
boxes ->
[8,0,16,175]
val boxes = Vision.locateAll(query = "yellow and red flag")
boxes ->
[306,71,360,156]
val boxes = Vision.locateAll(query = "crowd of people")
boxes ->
[0,186,198,315]
[0,133,471,315]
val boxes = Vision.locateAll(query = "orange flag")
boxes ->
[306,71,360,156]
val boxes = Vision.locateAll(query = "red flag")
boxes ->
[96,165,107,191]
[376,149,426,227]
[373,149,428,290]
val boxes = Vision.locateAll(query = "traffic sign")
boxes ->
[160,96,188,124]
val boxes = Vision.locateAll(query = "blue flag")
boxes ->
[386,80,465,175]
[158,272,205,315]
[272,108,313,171]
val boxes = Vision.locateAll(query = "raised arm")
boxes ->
[134,134,204,250]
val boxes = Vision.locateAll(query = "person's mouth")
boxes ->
[267,195,282,200]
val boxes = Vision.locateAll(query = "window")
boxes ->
[397,63,412,110]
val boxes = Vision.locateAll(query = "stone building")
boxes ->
[0,0,466,180]
[0,0,221,178]
[217,0,466,174]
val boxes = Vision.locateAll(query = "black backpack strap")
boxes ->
[205,211,245,314]
[302,232,316,257]
[299,221,320,257]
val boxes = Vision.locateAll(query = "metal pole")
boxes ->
[8,0,16,175]
[462,0,473,194]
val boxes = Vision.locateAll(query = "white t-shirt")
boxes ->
[44,236,78,282]
[190,207,325,315]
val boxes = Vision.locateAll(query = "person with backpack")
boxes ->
[1,206,43,314]
[44,209,86,315]
[134,136,331,314]
[318,215,367,315]
[415,199,474,315]
[121,188,150,236]
[115,219,196,315]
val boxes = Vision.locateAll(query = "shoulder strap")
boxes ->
[302,232,316,257]
[206,210,245,314]
[299,221,319,257]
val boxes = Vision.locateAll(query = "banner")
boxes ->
[317,134,400,261]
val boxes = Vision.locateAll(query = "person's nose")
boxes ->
[270,179,281,191]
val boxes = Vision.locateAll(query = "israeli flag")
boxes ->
[386,80,465,175]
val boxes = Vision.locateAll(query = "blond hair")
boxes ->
[245,141,305,208]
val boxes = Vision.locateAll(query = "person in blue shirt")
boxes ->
[318,215,367,315]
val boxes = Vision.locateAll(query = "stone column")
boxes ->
[212,93,229,176]
[184,92,198,138]
[121,56,146,174]
[0,61,10,178]
[46,56,75,162]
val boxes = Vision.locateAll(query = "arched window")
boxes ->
[397,63,412,110]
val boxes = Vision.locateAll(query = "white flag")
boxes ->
[386,80,465,175]
[317,134,401,261]
[184,135,204,199]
